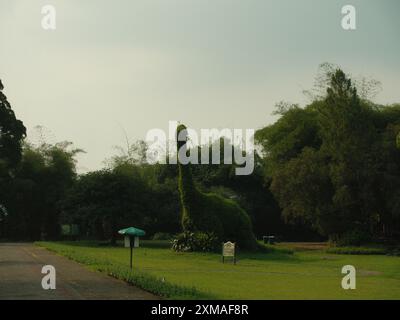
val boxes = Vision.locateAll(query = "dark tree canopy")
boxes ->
[2,141,81,240]
[0,79,26,175]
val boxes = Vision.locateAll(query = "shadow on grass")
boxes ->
[238,251,300,263]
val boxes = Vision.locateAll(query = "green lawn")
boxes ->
[36,241,400,300]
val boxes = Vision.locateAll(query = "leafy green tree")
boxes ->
[62,168,151,243]
[372,105,400,238]
[256,68,400,244]
[317,70,380,240]
[105,139,148,168]
[104,140,181,237]
[256,102,321,175]
[0,79,26,238]
[0,79,26,176]
[3,141,81,240]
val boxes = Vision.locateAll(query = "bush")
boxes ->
[152,232,173,241]
[172,231,220,252]
[326,247,387,255]
[332,230,372,247]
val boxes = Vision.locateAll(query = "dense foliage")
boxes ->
[171,231,219,252]
[2,141,80,240]
[0,80,26,176]
[61,163,182,242]
[256,69,400,244]
[0,79,26,238]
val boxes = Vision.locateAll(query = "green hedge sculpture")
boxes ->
[176,124,258,251]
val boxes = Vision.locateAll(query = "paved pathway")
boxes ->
[0,243,158,300]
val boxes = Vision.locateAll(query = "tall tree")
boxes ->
[0,79,26,176]
[0,79,26,238]
[3,141,82,240]
[62,168,150,243]
[256,68,400,244]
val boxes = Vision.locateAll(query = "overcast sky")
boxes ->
[1,0,399,172]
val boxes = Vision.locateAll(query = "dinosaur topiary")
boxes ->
[176,124,258,251]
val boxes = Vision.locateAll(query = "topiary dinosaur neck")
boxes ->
[178,161,198,202]
[176,124,199,205]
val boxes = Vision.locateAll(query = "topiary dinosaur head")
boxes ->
[176,124,188,152]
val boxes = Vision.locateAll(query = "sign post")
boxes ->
[130,236,133,269]
[222,241,236,264]
[118,227,146,270]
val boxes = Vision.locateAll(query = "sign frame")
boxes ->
[222,241,236,264]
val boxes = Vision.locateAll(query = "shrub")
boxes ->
[172,231,219,252]
[194,232,220,252]
[326,247,387,255]
[332,229,372,247]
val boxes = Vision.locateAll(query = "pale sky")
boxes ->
[1,0,399,172]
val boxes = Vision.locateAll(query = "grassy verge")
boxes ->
[257,241,294,255]
[36,241,213,299]
[36,241,400,299]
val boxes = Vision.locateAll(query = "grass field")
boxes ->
[36,241,400,300]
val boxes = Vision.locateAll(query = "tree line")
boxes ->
[0,65,399,245]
